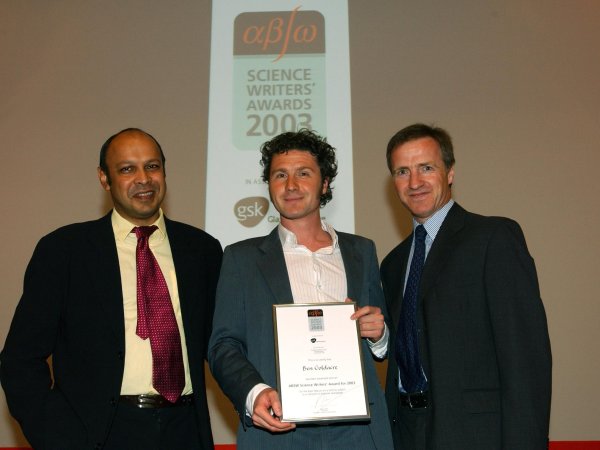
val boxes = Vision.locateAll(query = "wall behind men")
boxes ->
[1,0,598,446]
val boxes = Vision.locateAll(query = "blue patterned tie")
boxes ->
[395,224,427,393]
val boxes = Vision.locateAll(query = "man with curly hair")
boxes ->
[209,129,393,449]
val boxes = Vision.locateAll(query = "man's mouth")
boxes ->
[409,191,429,200]
[132,190,154,199]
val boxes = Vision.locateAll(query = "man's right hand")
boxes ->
[252,388,296,433]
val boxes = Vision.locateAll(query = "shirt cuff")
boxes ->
[245,383,271,417]
[367,322,389,359]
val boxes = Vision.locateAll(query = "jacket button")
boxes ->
[117,351,124,359]
[109,397,116,406]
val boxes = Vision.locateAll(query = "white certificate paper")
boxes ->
[273,302,370,423]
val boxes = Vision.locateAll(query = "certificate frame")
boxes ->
[272,302,370,423]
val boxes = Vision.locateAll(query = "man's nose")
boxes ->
[135,170,151,184]
[409,171,422,189]
[286,177,298,191]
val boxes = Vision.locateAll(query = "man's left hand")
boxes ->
[348,299,385,342]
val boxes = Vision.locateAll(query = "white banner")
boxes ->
[206,0,354,245]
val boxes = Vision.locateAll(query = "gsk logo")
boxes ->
[234,197,270,227]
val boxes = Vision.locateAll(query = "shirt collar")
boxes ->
[111,208,167,242]
[413,199,454,240]
[278,220,339,251]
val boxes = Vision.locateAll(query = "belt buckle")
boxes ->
[136,394,164,408]
[403,391,428,409]
[120,394,192,408]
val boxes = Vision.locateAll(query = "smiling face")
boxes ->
[390,136,454,223]
[268,150,328,227]
[97,131,166,226]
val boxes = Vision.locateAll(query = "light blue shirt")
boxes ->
[405,199,455,271]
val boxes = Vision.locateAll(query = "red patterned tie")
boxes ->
[134,226,185,403]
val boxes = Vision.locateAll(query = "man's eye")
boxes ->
[393,169,408,177]
[422,165,434,172]
[120,167,132,173]
[146,164,160,170]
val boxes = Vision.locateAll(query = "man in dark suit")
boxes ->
[208,129,393,449]
[381,123,551,450]
[0,128,222,450]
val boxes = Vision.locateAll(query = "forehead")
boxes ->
[270,149,318,169]
[391,137,442,165]
[106,132,161,162]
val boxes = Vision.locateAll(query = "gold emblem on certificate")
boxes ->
[272,302,370,423]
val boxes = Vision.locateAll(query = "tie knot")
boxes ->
[414,225,427,243]
[134,225,158,239]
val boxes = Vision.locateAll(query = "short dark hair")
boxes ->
[260,128,338,206]
[99,128,165,184]
[386,123,455,173]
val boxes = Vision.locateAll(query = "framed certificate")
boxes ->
[272,302,370,423]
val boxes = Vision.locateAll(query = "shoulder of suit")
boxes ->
[225,235,271,253]
[39,215,110,241]
[461,209,521,232]
[447,209,527,250]
[336,230,374,247]
[164,217,221,245]
[28,216,112,259]
[221,226,281,253]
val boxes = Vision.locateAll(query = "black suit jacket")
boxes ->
[0,212,222,450]
[381,203,551,450]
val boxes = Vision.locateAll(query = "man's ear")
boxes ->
[98,167,110,191]
[447,166,455,187]
[321,177,329,194]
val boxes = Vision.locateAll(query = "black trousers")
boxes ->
[391,397,428,450]
[103,401,202,450]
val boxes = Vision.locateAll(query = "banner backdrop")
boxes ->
[206,0,354,245]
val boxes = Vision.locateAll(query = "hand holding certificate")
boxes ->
[273,302,370,423]
[250,387,296,433]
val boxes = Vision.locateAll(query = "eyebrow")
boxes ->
[395,161,436,169]
[272,165,315,173]
[116,158,162,166]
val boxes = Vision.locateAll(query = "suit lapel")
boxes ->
[390,241,411,323]
[87,213,126,342]
[257,228,294,304]
[338,233,363,304]
[164,219,195,332]
[419,203,466,301]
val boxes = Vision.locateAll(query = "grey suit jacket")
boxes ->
[381,203,551,450]
[1,212,222,450]
[208,227,393,449]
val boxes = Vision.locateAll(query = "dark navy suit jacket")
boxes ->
[382,203,551,449]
